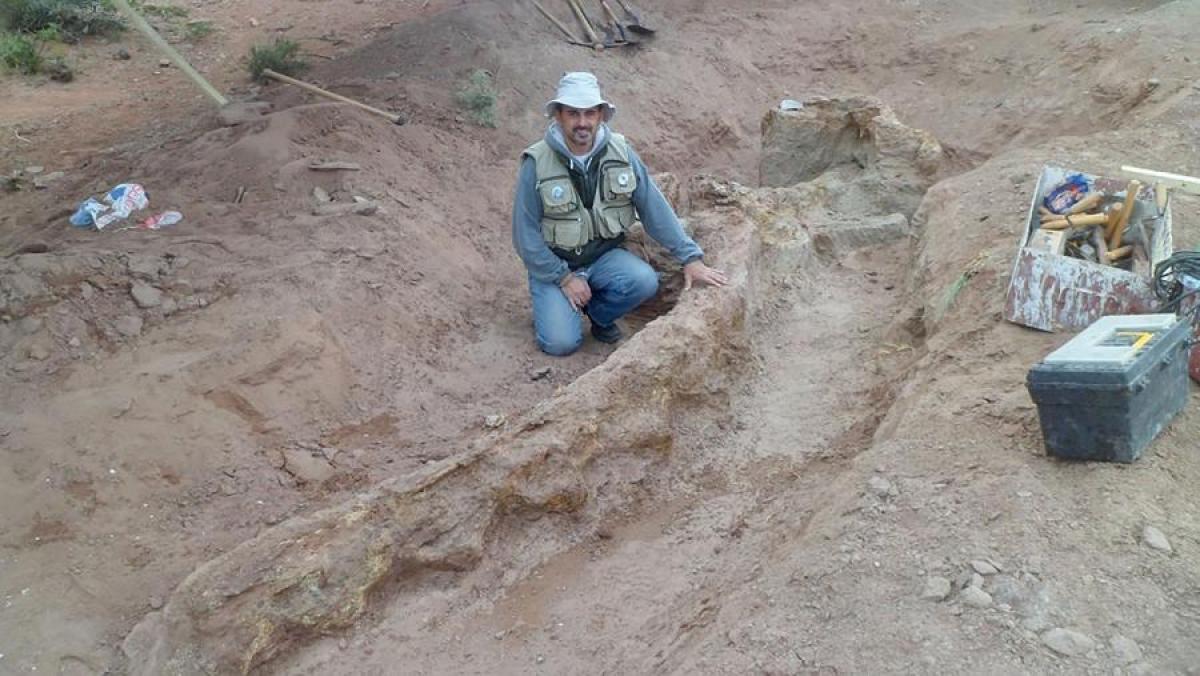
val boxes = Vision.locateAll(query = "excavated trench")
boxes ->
[119,97,944,674]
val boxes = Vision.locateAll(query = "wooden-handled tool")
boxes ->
[1106,180,1141,249]
[1091,226,1110,264]
[262,69,404,124]
[566,0,604,50]
[1106,245,1134,263]
[1039,213,1110,230]
[1067,192,1105,215]
[532,0,584,43]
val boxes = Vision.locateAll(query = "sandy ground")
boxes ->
[1,0,1199,673]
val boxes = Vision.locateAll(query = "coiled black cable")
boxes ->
[1153,250,1200,316]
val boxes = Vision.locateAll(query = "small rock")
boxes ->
[280,447,335,484]
[248,17,259,27]
[114,315,144,337]
[1111,635,1143,664]
[80,282,95,300]
[32,171,65,190]
[867,476,895,498]
[27,345,50,361]
[969,573,985,589]
[161,298,178,315]
[493,630,505,641]
[529,366,552,381]
[535,655,545,664]
[68,337,81,348]
[148,596,163,610]
[130,282,164,309]
[1041,628,1096,656]
[1145,78,1160,90]
[312,187,331,203]
[113,48,131,60]
[960,586,993,608]
[484,414,506,429]
[971,560,999,576]
[158,58,171,68]
[920,576,952,602]
[24,165,44,175]
[338,638,349,651]
[1142,525,1171,553]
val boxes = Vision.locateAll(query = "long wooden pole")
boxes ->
[108,0,228,107]
[262,69,405,125]
[531,0,582,42]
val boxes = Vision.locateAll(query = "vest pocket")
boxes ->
[596,165,636,238]
[543,219,587,250]
[598,205,633,239]
[603,166,637,201]
[538,178,576,216]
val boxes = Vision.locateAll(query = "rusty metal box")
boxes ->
[1026,314,1190,463]
[1004,166,1173,332]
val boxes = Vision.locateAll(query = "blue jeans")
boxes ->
[529,248,660,356]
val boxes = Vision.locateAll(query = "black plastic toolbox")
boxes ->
[1026,314,1191,463]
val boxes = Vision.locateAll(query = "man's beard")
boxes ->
[571,126,594,145]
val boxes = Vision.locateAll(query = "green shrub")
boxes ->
[135,2,186,19]
[183,18,213,41]
[247,38,306,82]
[456,69,497,128]
[0,31,41,73]
[0,0,124,40]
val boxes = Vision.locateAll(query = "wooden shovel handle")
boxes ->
[531,0,581,42]
[262,69,403,124]
[566,0,603,48]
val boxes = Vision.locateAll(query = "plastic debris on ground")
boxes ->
[136,211,183,230]
[69,184,151,230]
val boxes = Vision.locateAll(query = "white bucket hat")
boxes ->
[543,71,615,121]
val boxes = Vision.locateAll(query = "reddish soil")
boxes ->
[1,0,1198,673]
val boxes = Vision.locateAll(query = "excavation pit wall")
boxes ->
[121,100,945,674]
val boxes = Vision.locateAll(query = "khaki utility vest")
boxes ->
[523,134,638,252]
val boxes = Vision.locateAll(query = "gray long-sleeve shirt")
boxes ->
[512,123,704,284]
